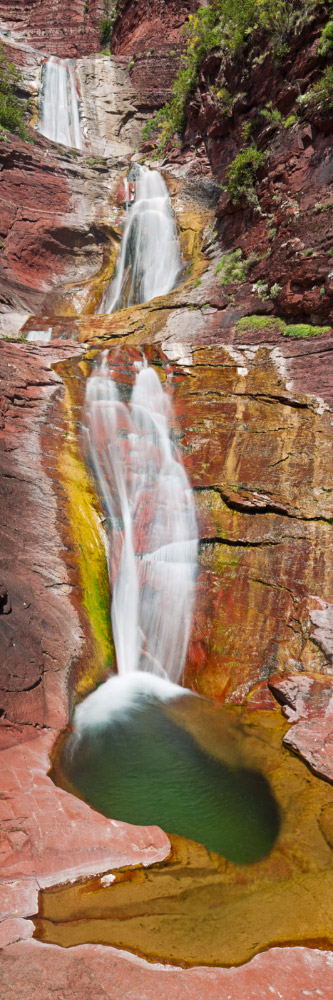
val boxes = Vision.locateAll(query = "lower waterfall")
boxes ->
[85,351,198,684]
[38,56,84,150]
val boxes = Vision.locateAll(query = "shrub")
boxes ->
[0,43,27,139]
[215,248,259,283]
[225,146,266,205]
[299,65,333,113]
[318,21,333,56]
[99,17,113,46]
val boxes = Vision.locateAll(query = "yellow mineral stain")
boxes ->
[56,359,113,699]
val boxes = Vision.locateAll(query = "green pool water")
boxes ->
[61,686,280,864]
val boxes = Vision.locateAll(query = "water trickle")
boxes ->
[38,57,84,150]
[85,351,198,684]
[100,164,181,313]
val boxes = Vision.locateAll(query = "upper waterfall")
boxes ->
[85,352,198,684]
[100,165,181,313]
[38,56,84,150]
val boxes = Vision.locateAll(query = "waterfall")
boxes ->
[100,165,181,313]
[38,56,84,150]
[85,352,198,684]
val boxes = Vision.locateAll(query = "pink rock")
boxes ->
[0,940,332,1000]
[269,672,333,782]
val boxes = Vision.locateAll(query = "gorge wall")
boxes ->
[0,1,332,998]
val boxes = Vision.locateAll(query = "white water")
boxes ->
[74,671,189,735]
[38,56,84,150]
[100,165,180,313]
[85,353,198,685]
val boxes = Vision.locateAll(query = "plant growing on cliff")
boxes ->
[225,145,266,206]
[236,315,331,337]
[0,43,27,139]
[99,0,121,49]
[142,0,320,152]
[319,20,333,56]
[215,248,260,283]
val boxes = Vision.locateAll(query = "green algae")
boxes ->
[59,373,114,699]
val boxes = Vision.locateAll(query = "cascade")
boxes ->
[38,56,84,150]
[85,352,198,684]
[100,164,181,313]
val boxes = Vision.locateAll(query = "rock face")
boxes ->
[0,0,105,58]
[77,53,144,156]
[111,0,199,107]
[0,128,132,331]
[173,8,333,328]
[0,341,83,727]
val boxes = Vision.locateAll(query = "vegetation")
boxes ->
[0,42,27,140]
[99,0,121,49]
[225,145,265,205]
[142,0,321,152]
[215,248,260,283]
[236,315,331,337]
[318,19,333,55]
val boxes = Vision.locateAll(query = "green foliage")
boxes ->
[142,0,319,152]
[225,145,266,205]
[236,315,285,333]
[0,43,27,139]
[283,322,330,337]
[215,248,259,284]
[261,102,283,127]
[318,20,333,56]
[99,17,113,46]
[99,1,120,48]
[298,65,333,113]
[236,315,331,337]
[284,113,298,127]
[0,42,27,139]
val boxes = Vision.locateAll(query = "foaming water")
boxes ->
[85,353,198,684]
[38,57,83,150]
[74,671,188,735]
[100,164,180,313]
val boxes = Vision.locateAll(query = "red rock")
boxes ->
[0,0,106,59]
[0,722,170,913]
[1,940,332,1000]
[269,672,333,782]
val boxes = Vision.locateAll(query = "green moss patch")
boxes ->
[236,316,331,338]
